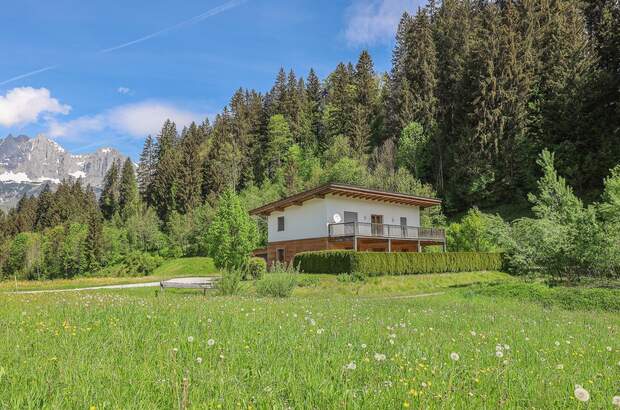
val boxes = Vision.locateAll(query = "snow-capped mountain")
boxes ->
[0,134,127,209]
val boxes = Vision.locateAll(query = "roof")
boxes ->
[249,183,442,216]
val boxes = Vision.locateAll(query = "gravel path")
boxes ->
[8,277,219,295]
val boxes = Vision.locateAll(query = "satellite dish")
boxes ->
[333,213,342,223]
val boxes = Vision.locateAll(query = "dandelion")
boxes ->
[187,336,194,343]
[374,353,386,362]
[317,328,324,335]
[612,396,620,407]
[361,344,367,349]
[556,364,564,370]
[574,385,590,402]
[344,362,356,370]
[450,352,460,361]
[503,344,510,350]
[606,346,612,352]
[196,357,203,364]
[554,341,560,347]
[470,331,477,336]
[207,339,215,346]
[496,350,504,358]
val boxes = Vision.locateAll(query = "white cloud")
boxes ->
[48,101,205,139]
[344,0,417,46]
[117,87,132,95]
[0,87,71,127]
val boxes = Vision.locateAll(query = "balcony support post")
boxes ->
[354,236,358,251]
[417,240,421,253]
[388,239,392,253]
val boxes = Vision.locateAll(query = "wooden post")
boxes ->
[354,236,358,251]
[388,239,392,252]
[417,240,421,253]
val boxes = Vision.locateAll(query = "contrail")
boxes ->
[98,0,247,54]
[0,65,58,86]
[0,0,248,85]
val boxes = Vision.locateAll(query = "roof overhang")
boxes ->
[249,183,442,216]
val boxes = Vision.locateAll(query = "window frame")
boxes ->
[277,216,285,232]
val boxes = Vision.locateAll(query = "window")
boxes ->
[276,248,285,263]
[400,217,407,226]
[277,216,285,231]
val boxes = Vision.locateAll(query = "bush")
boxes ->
[246,257,267,280]
[255,274,298,297]
[118,251,164,277]
[294,250,503,276]
[336,272,367,283]
[218,269,244,296]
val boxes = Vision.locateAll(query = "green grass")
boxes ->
[0,257,218,292]
[467,281,620,312]
[0,276,618,408]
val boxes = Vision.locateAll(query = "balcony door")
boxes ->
[344,211,358,235]
[371,214,383,236]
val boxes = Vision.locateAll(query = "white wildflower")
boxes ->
[187,336,194,343]
[612,396,620,407]
[470,331,477,336]
[496,350,504,358]
[207,339,215,346]
[554,341,560,347]
[450,352,460,361]
[196,357,203,364]
[606,346,612,352]
[361,344,367,349]
[556,364,564,370]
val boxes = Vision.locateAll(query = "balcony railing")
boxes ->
[328,222,445,242]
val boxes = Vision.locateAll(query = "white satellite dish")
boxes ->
[332,213,342,223]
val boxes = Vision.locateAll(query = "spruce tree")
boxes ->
[99,160,121,220]
[177,122,205,213]
[305,68,324,148]
[152,120,180,222]
[118,158,139,220]
[137,135,156,205]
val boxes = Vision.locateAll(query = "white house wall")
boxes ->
[267,194,421,242]
[267,198,327,241]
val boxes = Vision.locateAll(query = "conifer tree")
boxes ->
[137,135,156,205]
[118,158,139,221]
[99,160,121,220]
[152,120,180,222]
[305,68,324,148]
[177,122,205,213]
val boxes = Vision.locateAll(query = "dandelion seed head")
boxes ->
[196,357,203,364]
[207,339,215,346]
[187,336,194,343]
[450,352,460,361]
[574,386,590,402]
[374,353,386,362]
[496,350,504,358]
[612,396,620,407]
[344,361,356,370]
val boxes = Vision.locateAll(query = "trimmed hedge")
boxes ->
[293,250,503,275]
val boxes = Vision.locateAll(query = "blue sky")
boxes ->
[0,0,422,160]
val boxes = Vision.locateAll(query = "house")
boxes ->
[250,183,446,265]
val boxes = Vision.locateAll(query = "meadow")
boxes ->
[0,273,618,409]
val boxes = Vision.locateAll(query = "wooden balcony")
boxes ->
[328,222,445,242]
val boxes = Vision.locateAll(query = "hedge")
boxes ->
[293,250,503,276]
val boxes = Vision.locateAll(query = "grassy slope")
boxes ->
[0,288,617,408]
[0,257,218,292]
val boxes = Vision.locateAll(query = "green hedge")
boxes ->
[293,250,503,275]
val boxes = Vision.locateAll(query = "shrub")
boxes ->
[118,252,164,277]
[294,250,503,276]
[246,257,267,280]
[218,269,244,296]
[336,272,367,283]
[256,274,298,298]
[297,276,320,287]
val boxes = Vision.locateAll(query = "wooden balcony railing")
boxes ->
[328,222,445,242]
